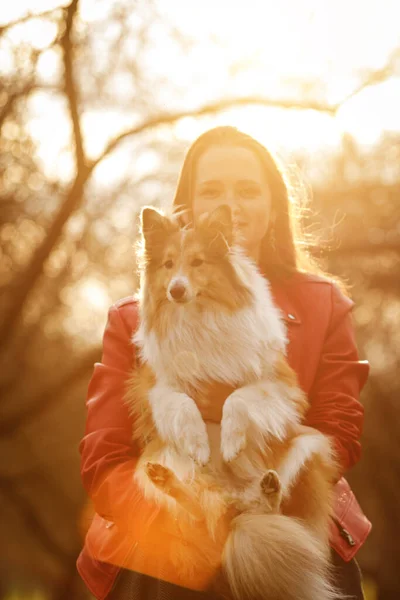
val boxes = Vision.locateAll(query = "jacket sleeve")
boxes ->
[79,303,160,527]
[304,284,369,475]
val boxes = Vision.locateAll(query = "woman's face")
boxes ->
[192,145,272,262]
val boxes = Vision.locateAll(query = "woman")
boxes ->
[77,127,371,599]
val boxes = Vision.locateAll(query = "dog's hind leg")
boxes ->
[260,469,282,513]
[146,462,204,520]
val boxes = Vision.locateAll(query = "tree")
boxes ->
[1,1,399,597]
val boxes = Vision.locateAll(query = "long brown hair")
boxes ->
[172,126,330,282]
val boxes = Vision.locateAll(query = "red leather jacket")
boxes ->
[77,272,372,600]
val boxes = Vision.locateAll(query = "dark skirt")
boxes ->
[107,550,364,600]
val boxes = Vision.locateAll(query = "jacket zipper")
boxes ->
[332,517,356,546]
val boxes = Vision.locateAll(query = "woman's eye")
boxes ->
[164,260,174,269]
[191,258,203,267]
[240,187,258,199]
[201,188,220,199]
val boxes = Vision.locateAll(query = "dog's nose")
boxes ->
[170,283,186,301]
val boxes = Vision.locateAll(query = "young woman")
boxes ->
[77,127,371,600]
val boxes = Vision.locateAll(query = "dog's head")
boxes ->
[139,204,252,312]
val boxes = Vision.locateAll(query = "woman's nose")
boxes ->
[231,200,242,220]
[224,189,235,206]
[224,189,240,211]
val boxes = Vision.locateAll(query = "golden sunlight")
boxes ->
[79,278,110,310]
[1,0,400,180]
[167,0,400,150]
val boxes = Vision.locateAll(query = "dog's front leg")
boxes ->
[149,382,210,465]
[220,389,251,462]
[221,379,300,462]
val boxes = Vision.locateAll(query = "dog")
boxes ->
[124,204,340,600]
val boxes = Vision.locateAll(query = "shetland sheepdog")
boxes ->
[125,205,340,600]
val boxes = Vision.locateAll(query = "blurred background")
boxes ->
[1,0,399,598]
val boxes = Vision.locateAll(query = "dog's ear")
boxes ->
[141,207,168,235]
[198,205,233,254]
[140,207,177,246]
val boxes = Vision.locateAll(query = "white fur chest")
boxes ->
[134,264,287,388]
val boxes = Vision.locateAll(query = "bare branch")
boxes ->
[0,0,88,347]
[83,45,400,172]
[0,83,61,133]
[336,46,400,110]
[0,83,35,132]
[61,0,86,173]
[0,172,89,346]
[89,95,336,172]
[0,7,63,37]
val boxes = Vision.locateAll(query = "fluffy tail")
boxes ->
[222,513,338,600]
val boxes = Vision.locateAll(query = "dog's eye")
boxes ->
[164,260,174,269]
[191,258,203,267]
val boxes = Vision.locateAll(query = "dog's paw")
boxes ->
[146,462,174,492]
[177,406,210,465]
[181,427,210,465]
[221,428,246,463]
[220,395,249,462]
[260,469,281,496]
[260,469,282,512]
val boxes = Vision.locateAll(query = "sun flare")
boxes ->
[1,0,400,184]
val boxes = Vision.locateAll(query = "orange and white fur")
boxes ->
[125,205,340,600]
